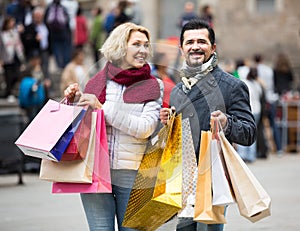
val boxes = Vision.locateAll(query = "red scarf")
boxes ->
[84,62,161,104]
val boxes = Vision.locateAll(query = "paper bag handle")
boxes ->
[210,117,223,140]
[50,97,81,112]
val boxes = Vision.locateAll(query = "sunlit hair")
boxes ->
[100,22,152,66]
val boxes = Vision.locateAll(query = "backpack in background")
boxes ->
[46,4,68,31]
[19,77,46,108]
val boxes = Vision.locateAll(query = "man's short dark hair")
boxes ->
[180,19,215,47]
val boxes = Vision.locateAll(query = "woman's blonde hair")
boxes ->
[100,22,152,66]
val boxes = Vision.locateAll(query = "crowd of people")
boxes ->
[221,52,296,161]
[0,0,141,118]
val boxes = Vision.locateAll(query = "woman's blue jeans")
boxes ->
[81,169,138,231]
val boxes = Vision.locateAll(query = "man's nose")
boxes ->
[192,42,200,49]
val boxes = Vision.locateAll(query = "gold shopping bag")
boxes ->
[219,131,271,222]
[194,131,226,224]
[122,113,182,231]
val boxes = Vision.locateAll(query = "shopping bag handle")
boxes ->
[50,97,80,112]
[157,111,177,148]
[210,117,223,140]
[167,109,175,126]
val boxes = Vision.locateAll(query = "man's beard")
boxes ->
[188,51,205,67]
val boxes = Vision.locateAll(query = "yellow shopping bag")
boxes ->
[122,113,182,231]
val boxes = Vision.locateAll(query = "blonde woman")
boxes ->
[64,22,163,231]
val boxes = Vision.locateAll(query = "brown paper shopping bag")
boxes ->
[122,113,182,231]
[219,131,271,222]
[194,131,226,224]
[39,111,97,183]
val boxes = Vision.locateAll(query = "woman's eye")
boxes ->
[131,43,149,49]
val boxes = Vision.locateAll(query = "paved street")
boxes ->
[0,153,299,231]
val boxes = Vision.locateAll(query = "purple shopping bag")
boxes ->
[15,99,86,161]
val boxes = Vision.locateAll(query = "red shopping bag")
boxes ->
[15,99,86,161]
[60,109,93,161]
[52,109,112,193]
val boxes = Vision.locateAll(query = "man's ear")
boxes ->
[179,45,184,56]
[212,43,217,53]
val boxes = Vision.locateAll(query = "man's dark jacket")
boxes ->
[170,66,256,159]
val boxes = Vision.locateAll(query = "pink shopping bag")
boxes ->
[15,99,85,161]
[52,109,112,193]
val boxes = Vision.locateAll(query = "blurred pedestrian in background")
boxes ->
[6,0,19,17]
[0,15,25,102]
[199,4,214,28]
[90,6,105,66]
[237,67,263,163]
[237,57,252,80]
[104,4,118,37]
[113,1,132,29]
[74,5,88,48]
[177,1,198,29]
[60,48,88,97]
[273,52,294,96]
[21,6,50,81]
[44,0,71,70]
[254,53,282,156]
[51,0,78,35]
[64,22,163,231]
[126,0,142,25]
[13,0,34,27]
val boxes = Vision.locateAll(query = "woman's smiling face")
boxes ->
[121,31,150,69]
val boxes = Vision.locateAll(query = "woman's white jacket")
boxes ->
[102,79,163,170]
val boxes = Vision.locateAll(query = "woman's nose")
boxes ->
[139,45,148,53]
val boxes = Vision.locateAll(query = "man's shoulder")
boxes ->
[213,66,243,88]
